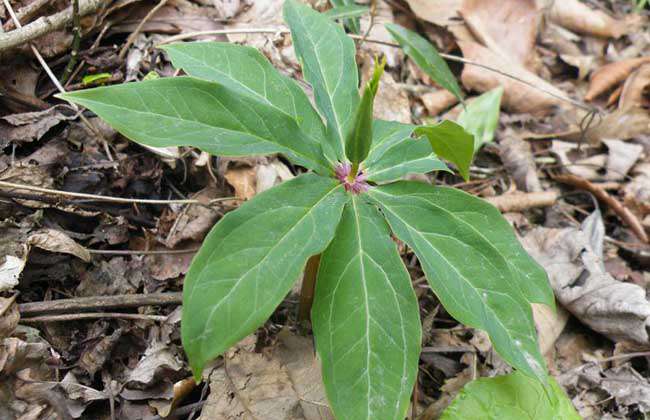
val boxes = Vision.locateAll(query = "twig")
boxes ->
[0,180,237,205]
[19,292,182,316]
[87,248,199,255]
[118,0,167,60]
[0,0,103,52]
[60,0,81,84]
[21,312,168,323]
[156,27,594,113]
[2,0,50,31]
[553,173,649,243]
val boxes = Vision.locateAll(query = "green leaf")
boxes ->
[369,182,550,381]
[82,72,111,85]
[329,0,362,33]
[414,120,474,181]
[325,4,368,21]
[58,77,330,174]
[457,87,504,151]
[313,196,421,420]
[182,174,348,378]
[365,138,449,183]
[346,56,385,165]
[385,23,463,102]
[441,372,580,420]
[284,0,360,162]
[162,42,327,153]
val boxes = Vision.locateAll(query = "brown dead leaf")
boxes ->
[499,134,542,192]
[361,55,412,124]
[585,57,650,101]
[541,0,628,38]
[199,331,332,420]
[407,0,463,27]
[224,166,258,200]
[624,163,650,219]
[522,211,650,344]
[458,40,566,115]
[619,63,650,110]
[126,341,184,388]
[0,295,19,339]
[603,139,643,181]
[532,303,568,356]
[421,89,460,116]
[164,186,221,248]
[0,107,71,149]
[0,164,54,209]
[461,0,539,69]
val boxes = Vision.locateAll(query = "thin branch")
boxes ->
[0,0,103,52]
[60,0,81,84]
[0,180,237,205]
[87,248,199,255]
[118,0,167,60]
[19,292,183,316]
[21,312,168,323]
[156,27,594,112]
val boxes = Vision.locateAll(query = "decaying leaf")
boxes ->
[522,211,650,344]
[603,139,643,181]
[585,57,650,101]
[199,332,332,420]
[0,107,72,149]
[499,133,542,192]
[619,63,650,110]
[27,229,91,262]
[541,0,629,38]
[624,163,650,219]
[406,0,463,27]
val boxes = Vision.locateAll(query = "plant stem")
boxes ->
[60,0,80,84]
[298,254,321,327]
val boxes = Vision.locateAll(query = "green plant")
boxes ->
[60,1,556,418]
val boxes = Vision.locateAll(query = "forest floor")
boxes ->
[0,0,649,419]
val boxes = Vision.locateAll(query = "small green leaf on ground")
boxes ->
[441,371,580,420]
[457,87,504,151]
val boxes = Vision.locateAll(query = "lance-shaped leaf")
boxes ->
[385,23,463,102]
[442,372,580,420]
[364,120,450,183]
[324,4,369,21]
[369,182,550,381]
[59,77,330,173]
[345,57,385,165]
[183,174,348,378]
[414,120,474,181]
[162,42,327,151]
[313,197,421,420]
[457,86,504,151]
[284,0,360,162]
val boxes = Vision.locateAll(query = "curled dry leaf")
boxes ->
[522,211,650,344]
[585,57,650,101]
[126,341,184,388]
[421,89,460,116]
[540,0,628,38]
[27,229,91,262]
[499,134,542,192]
[460,0,539,69]
[619,63,650,110]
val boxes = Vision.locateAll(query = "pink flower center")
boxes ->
[335,162,369,194]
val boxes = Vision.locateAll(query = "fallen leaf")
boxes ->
[164,186,222,248]
[0,295,19,339]
[0,107,72,149]
[603,139,643,181]
[224,166,257,200]
[522,210,650,344]
[585,57,650,101]
[199,331,332,420]
[460,0,539,69]
[532,303,568,356]
[624,163,650,219]
[0,256,25,292]
[421,89,460,116]
[27,229,91,262]
[499,133,542,192]
[541,0,629,38]
[406,0,463,27]
[551,140,606,180]
[619,63,650,110]
[126,341,184,387]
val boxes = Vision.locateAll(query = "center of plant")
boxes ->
[334,162,369,194]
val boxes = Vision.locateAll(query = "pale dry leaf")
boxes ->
[27,229,91,262]
[127,341,184,387]
[359,1,401,67]
[458,40,567,115]
[532,303,568,356]
[585,57,650,101]
[0,296,19,339]
[624,163,650,219]
[551,140,606,180]
[0,164,54,209]
[540,0,628,38]
[0,256,24,292]
[406,0,463,27]
[199,331,331,420]
[165,186,221,248]
[460,0,539,69]
[619,63,650,110]
[499,134,542,192]
[225,166,258,200]
[522,211,650,344]
[603,139,643,181]
[361,55,412,124]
